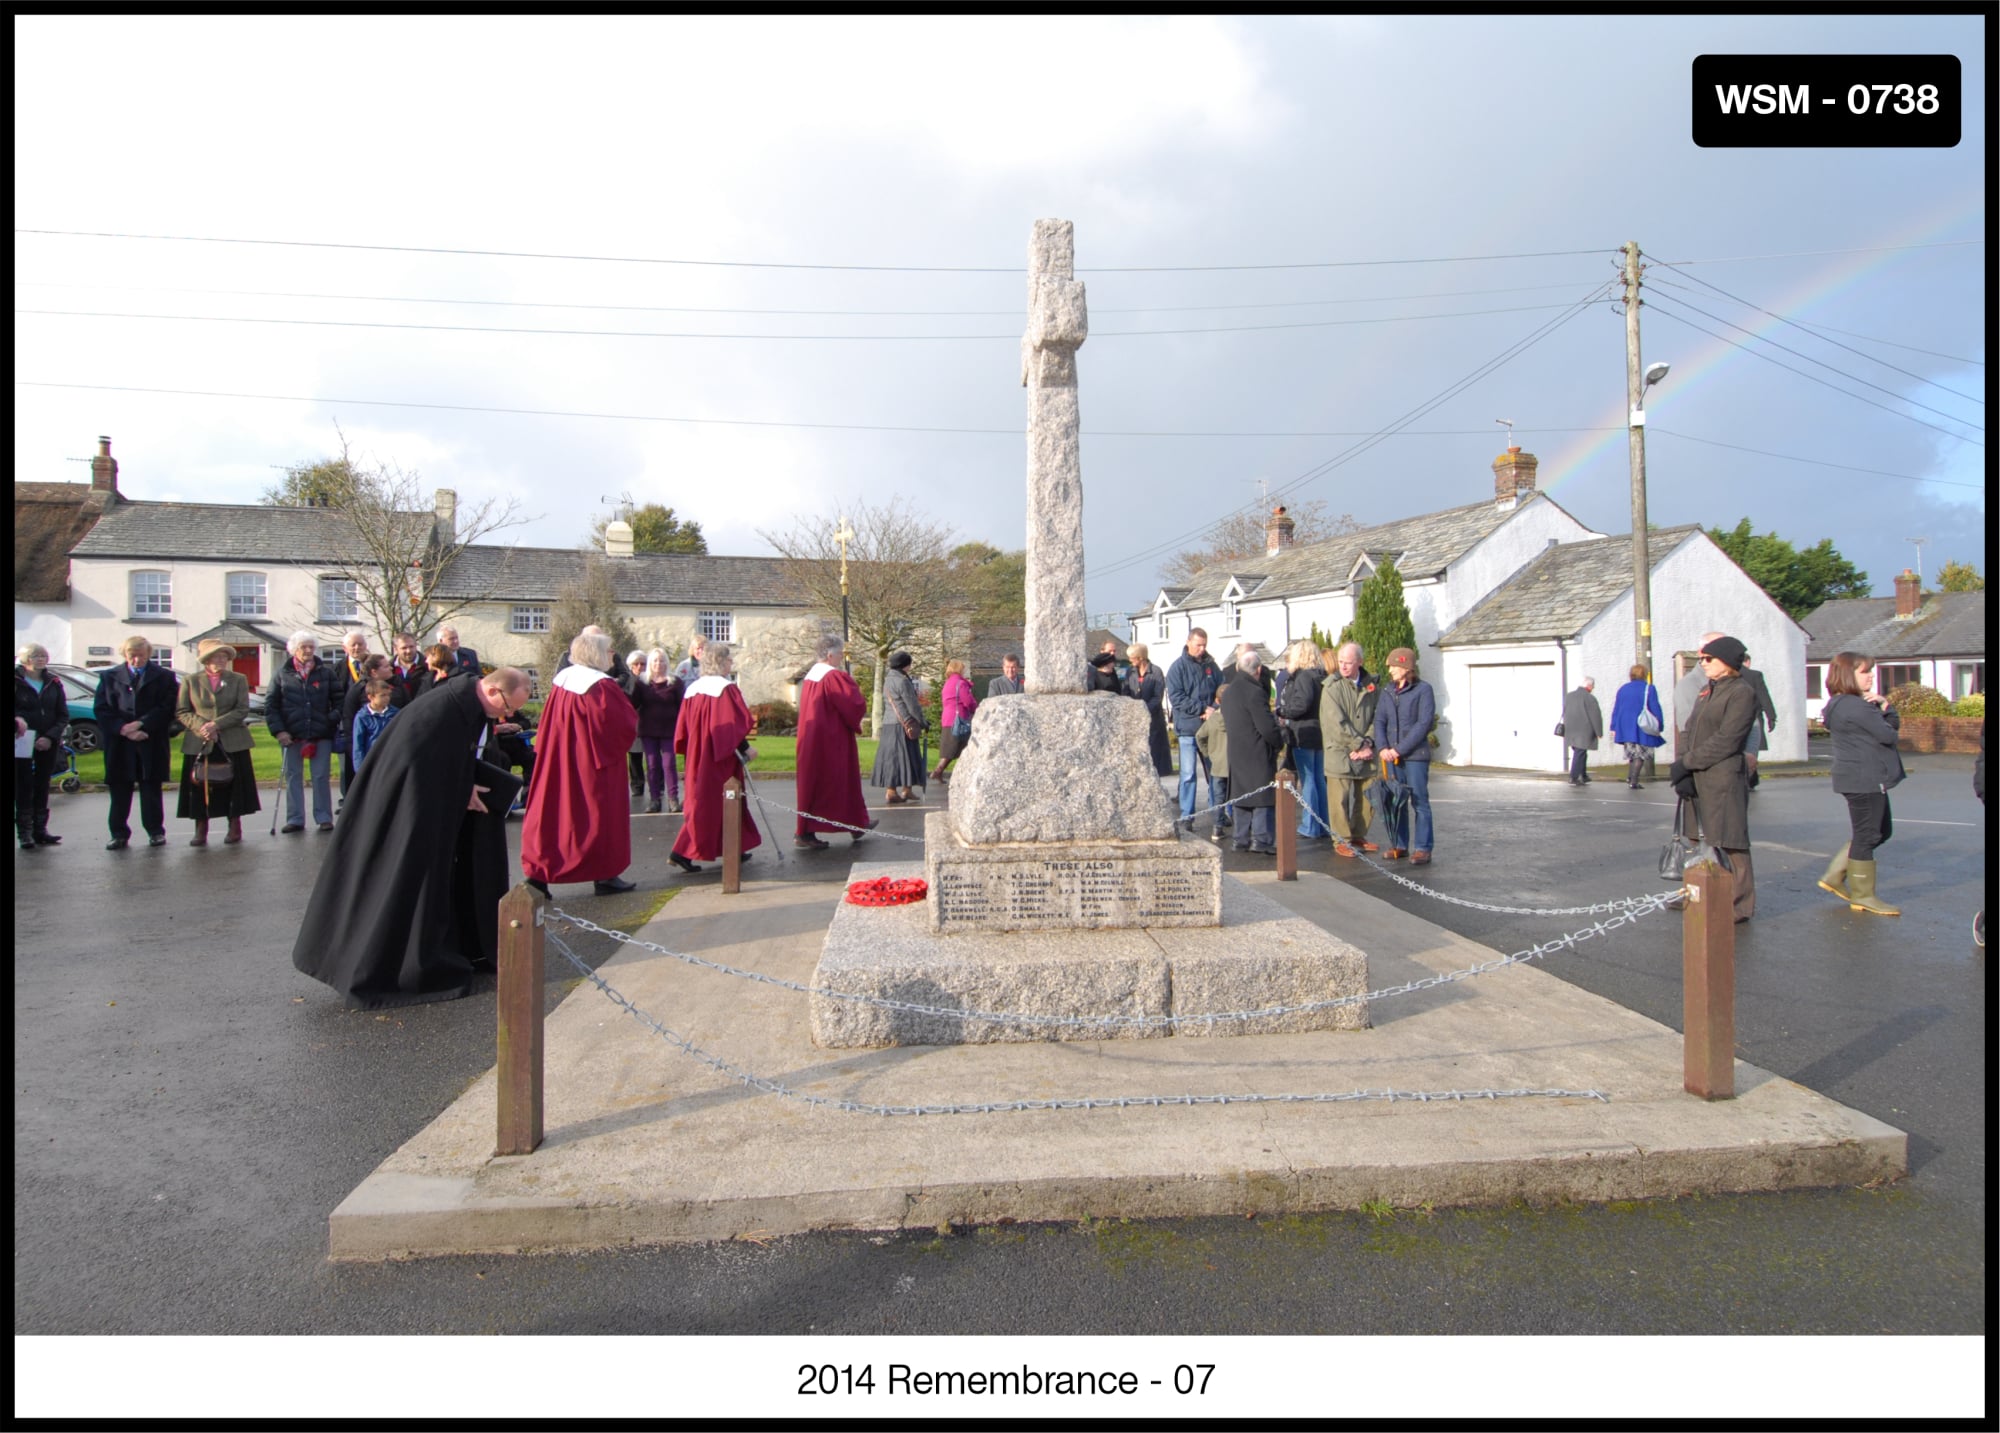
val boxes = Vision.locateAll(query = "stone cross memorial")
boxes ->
[808,219,1367,1048]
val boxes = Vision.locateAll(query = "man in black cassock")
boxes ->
[292,667,531,1009]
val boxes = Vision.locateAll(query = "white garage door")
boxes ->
[1467,662,1559,770]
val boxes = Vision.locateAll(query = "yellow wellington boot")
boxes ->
[1816,849,1851,901]
[1845,860,1901,916]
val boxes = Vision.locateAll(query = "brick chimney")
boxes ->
[1265,505,1295,557]
[83,435,121,512]
[604,519,635,559]
[1893,568,1923,618]
[1492,445,1538,507]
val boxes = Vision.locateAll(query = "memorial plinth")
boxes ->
[925,812,1221,933]
[811,861,1370,1048]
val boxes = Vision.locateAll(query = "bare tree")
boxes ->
[538,559,640,681]
[269,426,528,642]
[1159,499,1362,586]
[759,499,965,734]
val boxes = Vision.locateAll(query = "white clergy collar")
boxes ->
[553,665,613,695]
[688,674,733,699]
[803,663,833,683]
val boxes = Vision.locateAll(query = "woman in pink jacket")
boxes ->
[929,658,977,785]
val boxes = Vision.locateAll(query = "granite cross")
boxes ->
[1020,218,1089,695]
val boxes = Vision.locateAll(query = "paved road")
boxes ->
[14,757,1985,1339]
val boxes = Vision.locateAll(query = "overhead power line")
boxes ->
[1643,238,1981,267]
[12,276,1605,318]
[23,380,1974,491]
[13,299,1601,342]
[1645,298,1984,448]
[16,226,1620,273]
[1083,281,1619,583]
[1781,316,1981,367]
[1644,257,1982,404]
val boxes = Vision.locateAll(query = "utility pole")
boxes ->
[1625,242,1652,689]
[1907,536,1929,590]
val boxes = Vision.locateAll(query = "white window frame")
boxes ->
[151,651,175,673]
[510,603,550,634]
[131,570,172,617]
[1953,661,1983,698]
[1220,598,1238,634]
[318,577,361,622]
[1155,610,1170,642]
[226,571,268,617]
[699,609,734,642]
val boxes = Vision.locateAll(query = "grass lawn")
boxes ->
[66,733,861,786]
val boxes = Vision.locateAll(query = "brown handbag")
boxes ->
[192,746,233,787]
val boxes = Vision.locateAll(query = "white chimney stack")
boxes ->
[605,519,635,559]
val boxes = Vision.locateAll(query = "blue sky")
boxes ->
[14,14,1987,618]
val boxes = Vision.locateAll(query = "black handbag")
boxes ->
[1553,720,1566,738]
[1659,799,1699,881]
[192,745,232,786]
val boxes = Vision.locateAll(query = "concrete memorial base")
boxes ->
[810,859,1367,1047]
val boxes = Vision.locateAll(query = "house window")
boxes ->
[1875,663,1921,694]
[131,570,172,617]
[226,572,267,617]
[1953,661,1984,698]
[1805,666,1823,700]
[699,609,734,642]
[1156,611,1170,642]
[510,604,550,634]
[318,578,360,622]
[1220,598,1238,633]
[150,651,174,674]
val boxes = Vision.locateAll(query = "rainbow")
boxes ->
[1535,184,1987,499]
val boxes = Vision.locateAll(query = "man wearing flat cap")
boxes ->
[1671,635,1760,921]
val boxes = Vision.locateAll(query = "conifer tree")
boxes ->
[1344,557,1416,677]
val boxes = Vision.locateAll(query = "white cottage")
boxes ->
[1436,526,1810,768]
[1800,573,1985,721]
[1133,447,1601,763]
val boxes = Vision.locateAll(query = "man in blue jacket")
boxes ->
[1165,628,1223,833]
[1372,646,1437,864]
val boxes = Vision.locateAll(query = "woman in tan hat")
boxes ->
[175,639,262,844]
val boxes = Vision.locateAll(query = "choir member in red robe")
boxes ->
[522,630,642,896]
[792,634,877,850]
[670,641,761,873]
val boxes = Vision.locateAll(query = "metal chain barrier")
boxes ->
[762,780,1277,848]
[1282,781,1685,917]
[543,926,1608,1116]
[545,893,1674,1035]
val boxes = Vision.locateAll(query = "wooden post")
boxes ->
[1274,766,1298,881]
[1681,857,1736,1100]
[495,882,546,1155]
[722,776,743,895]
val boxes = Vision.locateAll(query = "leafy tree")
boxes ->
[1339,555,1416,678]
[538,560,639,682]
[264,426,525,641]
[760,499,965,734]
[950,540,1026,627]
[1707,518,1870,619]
[585,503,707,555]
[1936,559,1984,592]
[1160,499,1362,585]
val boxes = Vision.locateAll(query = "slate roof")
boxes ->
[1163,492,1579,611]
[1799,591,1985,661]
[68,499,433,561]
[431,546,809,607]
[1437,527,1704,646]
[15,483,111,602]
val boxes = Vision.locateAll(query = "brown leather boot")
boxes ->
[224,818,243,844]
[190,820,210,847]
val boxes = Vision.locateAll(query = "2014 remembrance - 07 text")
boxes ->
[797,1362,1214,1397]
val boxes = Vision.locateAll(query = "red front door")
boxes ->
[233,650,261,689]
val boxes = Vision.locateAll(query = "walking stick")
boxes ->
[740,765,785,865]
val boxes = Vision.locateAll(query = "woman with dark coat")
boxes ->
[1218,647,1282,854]
[13,642,68,849]
[635,650,684,814]
[1671,635,1761,923]
[175,639,263,845]
[870,651,926,804]
[1087,651,1121,693]
[1122,643,1172,776]
[1816,650,1906,916]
